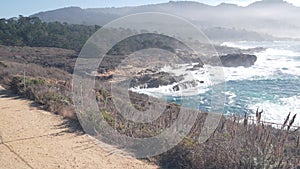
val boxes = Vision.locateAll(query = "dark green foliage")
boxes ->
[0,16,100,51]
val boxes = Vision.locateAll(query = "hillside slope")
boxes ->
[31,0,300,39]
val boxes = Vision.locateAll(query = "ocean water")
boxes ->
[220,41,300,126]
[132,41,300,126]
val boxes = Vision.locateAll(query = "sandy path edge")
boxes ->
[0,85,158,169]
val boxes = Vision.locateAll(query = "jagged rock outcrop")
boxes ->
[185,62,204,71]
[220,54,257,67]
[131,72,184,88]
[172,80,204,91]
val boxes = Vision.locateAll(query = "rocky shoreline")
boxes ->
[129,52,259,91]
[0,44,263,91]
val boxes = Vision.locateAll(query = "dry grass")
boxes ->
[157,112,300,169]
[0,61,76,119]
[0,60,299,168]
[83,85,300,168]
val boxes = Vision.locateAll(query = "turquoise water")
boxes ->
[133,41,300,125]
[169,77,300,113]
[168,41,300,125]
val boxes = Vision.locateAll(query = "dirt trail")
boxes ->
[0,86,158,169]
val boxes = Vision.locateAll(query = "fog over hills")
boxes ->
[32,0,300,41]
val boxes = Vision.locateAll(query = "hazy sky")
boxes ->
[1,0,299,19]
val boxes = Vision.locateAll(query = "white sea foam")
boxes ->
[254,48,300,77]
[222,41,300,126]
[221,41,253,49]
[225,91,236,104]
[130,64,212,97]
[263,48,300,57]
[249,96,300,127]
[220,47,300,81]
[130,83,210,97]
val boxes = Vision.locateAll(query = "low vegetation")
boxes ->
[0,61,76,119]
[0,45,299,168]
[157,113,300,168]
[0,29,300,169]
[0,45,76,73]
[90,86,300,168]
